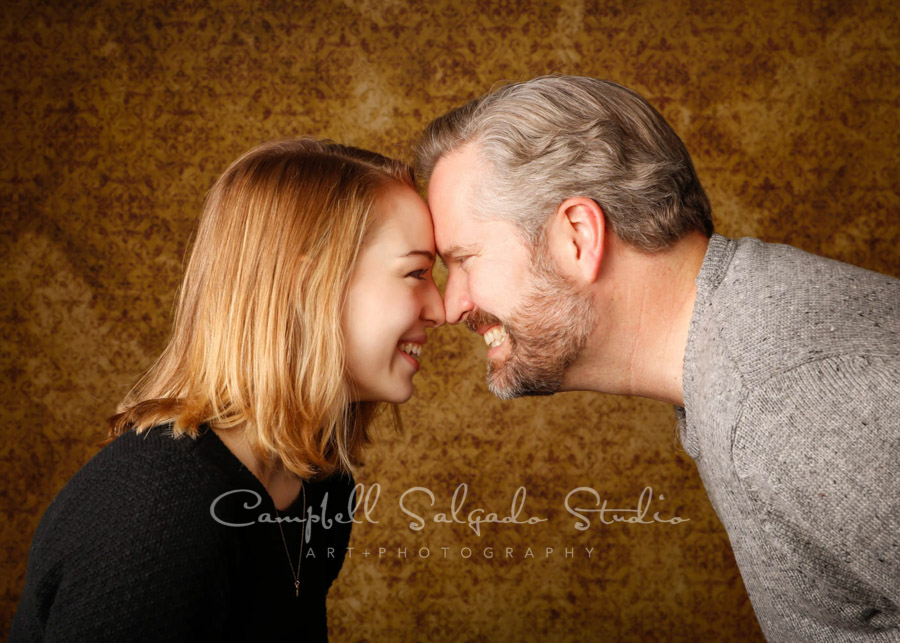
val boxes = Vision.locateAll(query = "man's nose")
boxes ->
[442,271,473,325]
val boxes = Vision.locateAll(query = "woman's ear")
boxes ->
[546,197,605,283]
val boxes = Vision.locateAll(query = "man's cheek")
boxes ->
[470,282,502,315]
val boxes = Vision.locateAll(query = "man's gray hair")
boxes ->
[415,76,713,251]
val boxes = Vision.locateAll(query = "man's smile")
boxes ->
[482,325,509,349]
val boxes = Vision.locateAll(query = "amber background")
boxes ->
[2,0,899,640]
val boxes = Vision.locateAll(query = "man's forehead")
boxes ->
[427,143,483,254]
[427,144,481,205]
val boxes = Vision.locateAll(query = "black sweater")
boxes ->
[11,425,355,642]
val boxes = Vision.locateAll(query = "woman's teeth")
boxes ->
[483,325,508,349]
[399,342,422,359]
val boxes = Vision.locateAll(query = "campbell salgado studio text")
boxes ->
[210,484,689,537]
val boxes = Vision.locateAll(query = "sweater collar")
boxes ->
[675,233,736,459]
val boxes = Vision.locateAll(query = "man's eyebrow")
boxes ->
[439,244,477,263]
[400,249,435,262]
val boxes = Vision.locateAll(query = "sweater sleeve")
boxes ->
[732,353,900,625]
[11,440,236,642]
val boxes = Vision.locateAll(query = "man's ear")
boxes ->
[546,197,605,283]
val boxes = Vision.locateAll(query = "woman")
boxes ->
[11,139,444,641]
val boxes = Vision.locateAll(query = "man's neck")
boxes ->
[563,232,709,405]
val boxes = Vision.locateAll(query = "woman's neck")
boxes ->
[212,425,303,511]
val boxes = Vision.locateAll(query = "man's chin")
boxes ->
[486,363,562,399]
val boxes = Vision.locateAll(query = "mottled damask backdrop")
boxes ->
[2,0,898,640]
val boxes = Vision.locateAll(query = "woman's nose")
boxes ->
[422,279,446,327]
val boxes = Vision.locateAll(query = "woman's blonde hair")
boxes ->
[109,139,413,478]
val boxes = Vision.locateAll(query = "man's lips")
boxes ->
[465,309,504,336]
[476,323,501,336]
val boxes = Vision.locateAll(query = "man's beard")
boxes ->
[466,249,596,399]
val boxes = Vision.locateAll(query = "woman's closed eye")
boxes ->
[406,268,430,281]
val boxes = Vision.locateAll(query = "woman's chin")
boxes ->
[391,383,415,404]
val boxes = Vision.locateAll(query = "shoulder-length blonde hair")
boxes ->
[110,139,413,478]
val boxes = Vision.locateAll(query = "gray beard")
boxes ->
[468,254,596,399]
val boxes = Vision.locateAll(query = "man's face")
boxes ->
[427,143,595,398]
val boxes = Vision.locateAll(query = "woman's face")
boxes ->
[343,182,445,403]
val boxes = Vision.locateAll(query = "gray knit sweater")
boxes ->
[676,234,900,642]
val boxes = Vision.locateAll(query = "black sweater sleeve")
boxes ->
[11,434,237,642]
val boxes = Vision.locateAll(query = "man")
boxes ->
[416,76,899,641]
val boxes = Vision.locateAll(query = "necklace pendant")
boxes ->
[295,580,300,597]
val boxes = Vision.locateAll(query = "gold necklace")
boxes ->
[275,482,307,598]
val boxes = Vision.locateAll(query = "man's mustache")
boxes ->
[465,309,504,335]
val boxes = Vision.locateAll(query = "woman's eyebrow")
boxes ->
[400,249,435,262]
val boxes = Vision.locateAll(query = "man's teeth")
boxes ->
[483,326,508,349]
[399,342,422,359]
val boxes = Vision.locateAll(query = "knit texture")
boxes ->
[676,234,900,642]
[10,425,355,642]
